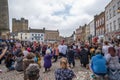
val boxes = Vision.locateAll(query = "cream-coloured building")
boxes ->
[105,0,120,40]
[15,28,45,42]
[89,20,95,37]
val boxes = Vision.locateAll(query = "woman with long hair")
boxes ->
[55,58,76,80]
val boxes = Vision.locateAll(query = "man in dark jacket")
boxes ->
[79,46,89,68]
[67,45,75,68]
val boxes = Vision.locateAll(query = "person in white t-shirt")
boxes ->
[23,47,29,58]
[102,41,110,56]
[58,40,67,58]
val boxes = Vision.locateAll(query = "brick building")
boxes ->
[12,18,28,33]
[94,12,105,39]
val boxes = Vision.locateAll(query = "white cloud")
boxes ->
[8,0,111,37]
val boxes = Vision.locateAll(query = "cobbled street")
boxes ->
[0,58,92,80]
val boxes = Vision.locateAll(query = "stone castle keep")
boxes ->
[0,0,9,38]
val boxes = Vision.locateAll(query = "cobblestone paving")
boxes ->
[0,59,92,80]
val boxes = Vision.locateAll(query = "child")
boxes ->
[5,53,15,71]
[34,52,41,68]
[43,49,52,73]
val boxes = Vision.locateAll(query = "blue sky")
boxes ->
[8,0,111,37]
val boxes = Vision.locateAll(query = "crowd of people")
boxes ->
[0,38,120,80]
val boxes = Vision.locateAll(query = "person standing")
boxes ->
[67,45,75,68]
[53,44,59,62]
[58,40,67,58]
[43,49,52,73]
[79,46,89,68]
[102,41,110,56]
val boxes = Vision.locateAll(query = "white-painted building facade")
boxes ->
[89,20,95,37]
[105,0,120,40]
[15,28,45,42]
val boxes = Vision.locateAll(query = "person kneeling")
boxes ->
[90,49,108,80]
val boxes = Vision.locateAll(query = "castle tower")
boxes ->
[0,0,9,38]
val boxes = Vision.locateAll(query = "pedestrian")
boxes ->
[58,40,67,58]
[102,41,110,56]
[53,43,59,62]
[89,46,95,58]
[23,47,29,58]
[23,53,35,80]
[90,49,108,80]
[34,51,41,68]
[105,47,120,80]
[5,53,15,71]
[55,58,76,80]
[115,43,120,63]
[79,45,89,68]
[67,45,75,68]
[42,44,47,56]
[26,63,41,80]
[0,47,7,60]
[15,52,24,72]
[43,49,52,73]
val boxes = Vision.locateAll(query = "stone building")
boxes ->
[0,0,9,38]
[76,25,86,42]
[12,18,28,33]
[45,29,59,43]
[105,0,120,40]
[85,24,90,41]
[76,26,82,41]
[81,25,86,41]
[94,12,105,39]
